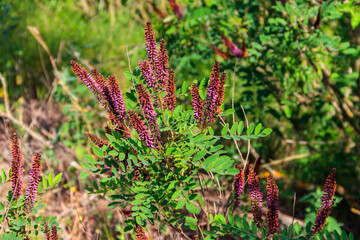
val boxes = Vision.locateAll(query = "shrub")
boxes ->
[72,21,354,239]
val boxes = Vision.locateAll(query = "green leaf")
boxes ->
[341,230,348,240]
[42,175,48,189]
[203,154,219,167]
[48,172,53,186]
[81,162,92,170]
[186,203,196,214]
[349,233,354,240]
[79,172,89,179]
[185,216,198,223]
[333,230,341,240]
[221,123,229,136]
[226,168,240,175]
[247,123,254,135]
[1,169,6,182]
[193,151,207,162]
[254,123,262,135]
[305,221,312,233]
[228,212,234,225]
[83,155,96,165]
[230,122,238,135]
[124,225,133,232]
[176,198,186,210]
[261,128,272,135]
[237,121,244,135]
[208,127,214,135]
[171,190,182,200]
[222,109,235,116]
[92,146,104,158]
[294,222,301,235]
[182,81,187,94]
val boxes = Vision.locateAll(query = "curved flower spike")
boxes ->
[11,133,23,200]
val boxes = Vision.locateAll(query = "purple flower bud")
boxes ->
[191,83,204,122]
[137,83,161,140]
[312,168,337,233]
[234,164,245,206]
[266,175,279,235]
[108,76,127,120]
[215,71,226,114]
[135,225,149,240]
[24,153,42,214]
[169,0,184,19]
[139,60,157,90]
[70,61,98,97]
[85,132,109,148]
[51,225,58,240]
[128,110,157,149]
[221,35,244,58]
[165,69,176,111]
[204,61,220,123]
[248,167,263,227]
[156,39,169,88]
[144,21,157,69]
[11,133,23,200]
[44,219,51,240]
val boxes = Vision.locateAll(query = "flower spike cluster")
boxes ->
[191,83,204,122]
[312,168,337,233]
[44,219,51,240]
[191,61,226,125]
[266,175,279,235]
[70,61,127,124]
[135,225,149,240]
[137,83,160,140]
[248,167,263,227]
[24,153,42,214]
[234,164,245,206]
[11,133,23,200]
[156,39,169,88]
[128,110,157,149]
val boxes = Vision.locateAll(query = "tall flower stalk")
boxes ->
[248,167,263,227]
[234,164,245,206]
[128,110,157,149]
[312,168,337,233]
[191,83,204,123]
[11,133,23,200]
[266,175,279,235]
[24,153,42,214]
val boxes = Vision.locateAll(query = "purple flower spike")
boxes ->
[169,0,184,19]
[86,132,109,148]
[51,225,58,240]
[222,35,244,58]
[156,39,169,88]
[215,71,226,114]
[139,60,157,90]
[144,21,157,69]
[191,83,204,123]
[108,76,127,120]
[312,168,337,233]
[44,219,51,240]
[128,110,157,149]
[135,225,149,240]
[137,83,160,139]
[165,69,176,111]
[234,164,245,206]
[204,61,220,123]
[266,175,279,235]
[70,61,98,97]
[91,68,107,106]
[24,153,42,214]
[248,167,263,227]
[11,133,23,200]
